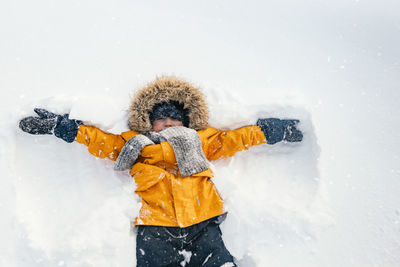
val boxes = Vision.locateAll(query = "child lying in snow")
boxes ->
[19,76,303,267]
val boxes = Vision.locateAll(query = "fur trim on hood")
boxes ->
[128,76,209,134]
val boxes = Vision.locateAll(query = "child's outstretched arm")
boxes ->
[201,118,303,160]
[19,108,130,161]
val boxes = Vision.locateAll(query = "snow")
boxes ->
[1,0,400,266]
[178,249,192,266]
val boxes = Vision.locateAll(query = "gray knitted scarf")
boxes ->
[114,126,209,177]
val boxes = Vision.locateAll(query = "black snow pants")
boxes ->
[136,215,236,267]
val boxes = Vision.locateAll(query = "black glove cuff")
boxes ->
[54,114,83,143]
[257,118,285,145]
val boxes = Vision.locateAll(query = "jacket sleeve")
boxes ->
[75,125,134,161]
[200,126,267,160]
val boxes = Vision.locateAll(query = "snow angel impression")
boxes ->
[19,76,303,266]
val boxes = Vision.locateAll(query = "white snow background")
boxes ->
[1,0,400,266]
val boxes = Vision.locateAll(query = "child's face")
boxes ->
[152,117,183,132]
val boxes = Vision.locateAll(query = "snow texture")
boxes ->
[1,0,400,266]
[178,249,192,267]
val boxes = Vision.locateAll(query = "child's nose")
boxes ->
[164,118,173,128]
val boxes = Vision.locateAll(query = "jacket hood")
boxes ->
[128,76,209,134]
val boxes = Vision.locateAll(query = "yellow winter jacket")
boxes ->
[76,125,266,228]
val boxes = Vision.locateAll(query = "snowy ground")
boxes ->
[1,1,400,266]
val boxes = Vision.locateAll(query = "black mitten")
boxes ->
[257,118,303,145]
[19,108,82,143]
